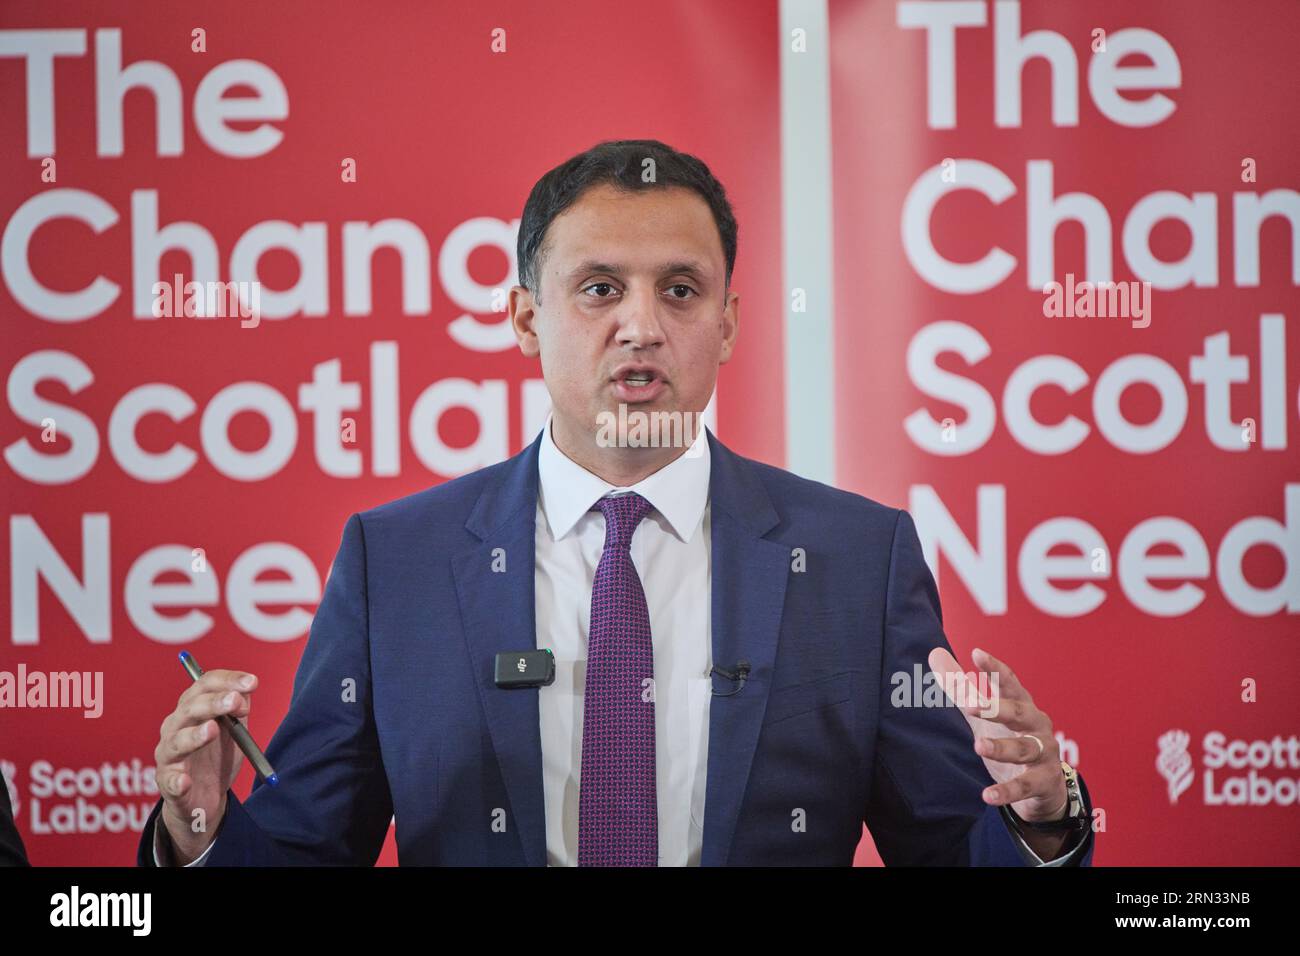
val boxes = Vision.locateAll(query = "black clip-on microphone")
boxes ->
[709,660,751,696]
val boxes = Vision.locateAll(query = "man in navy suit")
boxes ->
[140,140,1095,867]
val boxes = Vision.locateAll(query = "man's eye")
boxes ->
[667,284,697,299]
[582,283,617,298]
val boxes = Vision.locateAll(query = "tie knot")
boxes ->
[592,492,654,551]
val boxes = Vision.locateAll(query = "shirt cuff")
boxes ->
[153,819,217,867]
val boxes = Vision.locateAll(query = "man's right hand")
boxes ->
[153,669,258,865]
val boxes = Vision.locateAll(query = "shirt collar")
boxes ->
[537,413,711,543]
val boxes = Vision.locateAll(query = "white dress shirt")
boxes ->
[535,415,712,866]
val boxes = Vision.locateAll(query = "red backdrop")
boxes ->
[831,0,1299,865]
[1,0,1295,866]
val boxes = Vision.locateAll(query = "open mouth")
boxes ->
[611,367,667,401]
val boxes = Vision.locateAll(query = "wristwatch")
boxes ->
[1004,761,1089,834]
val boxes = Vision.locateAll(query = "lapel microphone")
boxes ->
[709,660,751,696]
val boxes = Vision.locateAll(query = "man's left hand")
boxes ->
[927,646,1068,823]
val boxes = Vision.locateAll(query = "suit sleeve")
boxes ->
[862,509,1094,867]
[151,810,218,866]
[137,513,394,866]
[996,776,1095,866]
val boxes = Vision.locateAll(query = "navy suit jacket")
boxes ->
[138,427,1094,866]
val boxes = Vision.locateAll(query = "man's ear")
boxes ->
[510,285,541,358]
[718,289,740,365]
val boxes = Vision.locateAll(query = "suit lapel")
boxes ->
[451,432,547,867]
[700,429,791,866]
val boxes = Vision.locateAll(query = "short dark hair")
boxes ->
[516,139,738,304]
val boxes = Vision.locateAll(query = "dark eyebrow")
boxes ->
[657,260,712,281]
[564,259,713,283]
[565,260,623,282]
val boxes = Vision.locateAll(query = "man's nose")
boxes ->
[615,286,666,347]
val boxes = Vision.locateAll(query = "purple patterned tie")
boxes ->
[578,491,658,866]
